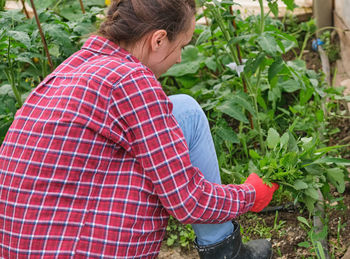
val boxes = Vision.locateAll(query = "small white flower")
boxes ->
[226,59,247,77]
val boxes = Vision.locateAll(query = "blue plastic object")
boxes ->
[312,38,324,51]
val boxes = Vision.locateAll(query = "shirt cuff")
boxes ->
[240,183,256,212]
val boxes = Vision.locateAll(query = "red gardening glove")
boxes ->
[244,173,279,212]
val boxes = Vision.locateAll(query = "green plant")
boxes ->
[166,217,195,250]
[249,125,349,213]
[297,216,328,259]
[0,85,17,143]
[0,5,104,144]
[0,0,5,12]
[239,214,273,242]
[273,211,286,234]
[319,30,340,63]
[161,1,349,216]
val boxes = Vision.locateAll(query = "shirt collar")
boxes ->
[82,35,141,64]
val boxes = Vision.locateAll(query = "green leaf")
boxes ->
[303,195,316,213]
[166,237,175,246]
[299,87,314,105]
[216,126,239,144]
[176,75,199,89]
[268,58,284,82]
[282,0,296,11]
[163,61,201,77]
[287,59,307,73]
[298,241,311,248]
[32,0,56,9]
[266,128,280,149]
[280,152,298,168]
[43,23,72,49]
[249,149,261,159]
[216,101,248,123]
[0,84,13,96]
[326,168,345,193]
[258,34,277,56]
[315,145,347,154]
[228,34,257,46]
[244,53,266,75]
[257,94,267,110]
[268,2,278,17]
[304,187,320,200]
[314,157,350,165]
[7,30,31,49]
[16,54,35,67]
[280,132,289,148]
[162,46,204,77]
[196,28,211,45]
[316,109,324,122]
[279,79,301,93]
[297,216,310,228]
[304,164,325,175]
[205,56,217,72]
[182,45,199,62]
[228,92,256,117]
[293,180,308,190]
[315,241,326,258]
[49,44,60,58]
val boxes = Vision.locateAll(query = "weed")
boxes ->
[166,217,195,250]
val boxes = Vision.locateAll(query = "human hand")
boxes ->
[244,173,279,212]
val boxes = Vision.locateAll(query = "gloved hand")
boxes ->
[244,173,279,212]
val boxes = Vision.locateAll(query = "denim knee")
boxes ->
[169,94,210,152]
[169,94,207,123]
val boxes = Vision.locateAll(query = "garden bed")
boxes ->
[158,185,350,258]
[1,0,350,258]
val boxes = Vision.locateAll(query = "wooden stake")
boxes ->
[78,0,85,14]
[28,0,54,71]
[20,0,30,19]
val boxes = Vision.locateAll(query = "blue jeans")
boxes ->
[169,94,234,246]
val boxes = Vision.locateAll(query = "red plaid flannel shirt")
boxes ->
[0,35,255,258]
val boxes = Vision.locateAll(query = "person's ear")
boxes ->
[150,29,167,51]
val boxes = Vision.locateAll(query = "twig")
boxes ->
[20,0,30,19]
[28,0,54,71]
[78,0,85,14]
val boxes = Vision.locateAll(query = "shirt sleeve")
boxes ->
[109,69,255,224]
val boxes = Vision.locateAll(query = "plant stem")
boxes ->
[20,0,30,18]
[78,0,85,14]
[258,0,265,34]
[29,0,54,71]
[252,67,266,153]
[203,7,222,74]
[229,6,254,129]
[298,31,310,59]
[207,3,266,153]
[6,38,23,107]
[53,0,64,12]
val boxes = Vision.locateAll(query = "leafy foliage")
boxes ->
[251,126,348,212]
[161,0,350,214]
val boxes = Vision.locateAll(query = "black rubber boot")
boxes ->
[194,221,272,259]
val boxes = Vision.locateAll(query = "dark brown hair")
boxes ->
[98,0,196,44]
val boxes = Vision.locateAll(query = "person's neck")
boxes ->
[120,39,149,63]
